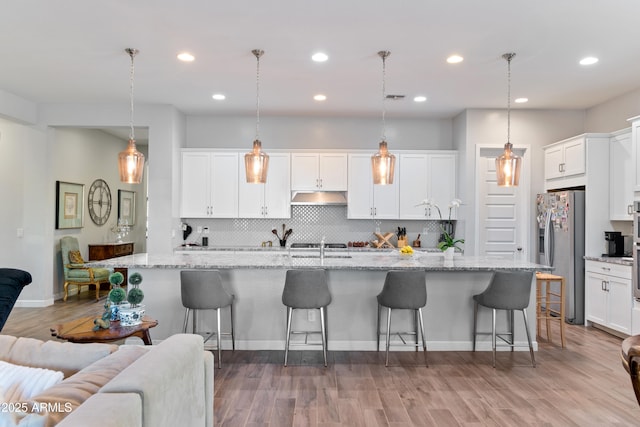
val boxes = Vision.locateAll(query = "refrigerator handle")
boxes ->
[543,209,551,265]
[549,219,555,266]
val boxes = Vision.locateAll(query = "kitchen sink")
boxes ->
[291,255,352,259]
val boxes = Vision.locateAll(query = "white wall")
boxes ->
[586,87,640,132]
[186,115,453,150]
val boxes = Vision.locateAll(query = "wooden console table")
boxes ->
[89,242,134,286]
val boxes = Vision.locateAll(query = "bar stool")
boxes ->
[282,269,331,367]
[472,270,535,368]
[180,270,235,369]
[535,272,566,348]
[376,270,428,367]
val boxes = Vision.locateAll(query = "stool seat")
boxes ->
[376,270,428,367]
[282,269,331,367]
[180,270,235,369]
[535,272,566,348]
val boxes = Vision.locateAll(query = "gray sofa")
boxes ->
[0,334,213,426]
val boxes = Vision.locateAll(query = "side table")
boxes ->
[51,315,158,345]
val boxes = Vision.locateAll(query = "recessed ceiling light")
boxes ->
[515,97,528,103]
[212,94,226,100]
[579,56,599,66]
[313,94,327,101]
[446,55,464,64]
[311,52,329,62]
[177,52,195,62]
[414,96,427,102]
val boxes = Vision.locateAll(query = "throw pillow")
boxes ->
[0,361,63,403]
[67,250,84,265]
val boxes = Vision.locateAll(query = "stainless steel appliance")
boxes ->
[604,231,624,257]
[536,190,585,324]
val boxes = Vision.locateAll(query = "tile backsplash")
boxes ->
[181,206,455,249]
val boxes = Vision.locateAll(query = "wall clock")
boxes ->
[88,179,112,225]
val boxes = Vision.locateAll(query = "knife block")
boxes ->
[397,237,407,248]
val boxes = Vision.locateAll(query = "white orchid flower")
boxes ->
[414,198,435,207]
[449,198,462,208]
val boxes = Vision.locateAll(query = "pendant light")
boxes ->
[244,49,269,184]
[371,50,396,185]
[495,52,522,187]
[118,48,145,184]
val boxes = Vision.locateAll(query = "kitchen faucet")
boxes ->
[320,236,326,260]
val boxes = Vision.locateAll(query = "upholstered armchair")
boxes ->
[60,236,111,301]
[0,268,32,331]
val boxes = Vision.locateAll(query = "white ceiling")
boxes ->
[4,1,640,123]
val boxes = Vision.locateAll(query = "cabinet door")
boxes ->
[180,152,211,217]
[291,153,320,190]
[610,131,633,220]
[372,163,399,219]
[399,154,429,219]
[210,153,239,218]
[264,153,291,218]
[427,153,457,220]
[585,271,607,326]
[633,120,640,192]
[318,154,348,191]
[544,144,564,180]
[562,137,585,177]
[347,154,374,219]
[608,276,632,334]
[238,162,265,218]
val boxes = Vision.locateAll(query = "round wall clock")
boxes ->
[88,179,112,225]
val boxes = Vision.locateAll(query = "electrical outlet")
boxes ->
[197,226,203,233]
[307,310,316,322]
[203,227,209,234]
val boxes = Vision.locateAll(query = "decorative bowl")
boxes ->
[119,305,145,326]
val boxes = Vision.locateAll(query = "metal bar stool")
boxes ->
[535,272,566,348]
[472,270,535,368]
[180,270,235,369]
[282,269,331,367]
[376,270,428,367]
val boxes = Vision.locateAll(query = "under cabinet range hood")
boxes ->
[290,191,348,206]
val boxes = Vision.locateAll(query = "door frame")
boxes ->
[474,144,531,259]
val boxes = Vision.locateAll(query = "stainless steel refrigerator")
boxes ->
[536,190,585,324]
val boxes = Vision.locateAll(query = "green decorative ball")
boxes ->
[127,287,145,305]
[108,287,126,304]
[128,272,143,286]
[109,272,124,286]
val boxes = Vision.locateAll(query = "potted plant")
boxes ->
[437,228,465,259]
[119,272,145,326]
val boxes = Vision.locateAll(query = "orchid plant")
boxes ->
[415,198,464,251]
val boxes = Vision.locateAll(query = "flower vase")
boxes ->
[443,247,455,261]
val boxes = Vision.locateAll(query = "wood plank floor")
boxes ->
[3,292,640,426]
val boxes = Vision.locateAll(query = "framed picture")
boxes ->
[56,181,84,229]
[118,190,136,225]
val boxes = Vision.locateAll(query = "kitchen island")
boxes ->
[89,250,551,352]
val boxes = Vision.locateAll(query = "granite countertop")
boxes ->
[583,255,633,266]
[88,250,551,272]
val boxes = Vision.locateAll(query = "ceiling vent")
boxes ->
[386,94,405,100]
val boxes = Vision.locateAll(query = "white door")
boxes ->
[477,150,526,258]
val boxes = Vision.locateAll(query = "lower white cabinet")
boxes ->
[585,260,632,335]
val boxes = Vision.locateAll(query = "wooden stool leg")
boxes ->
[536,279,542,338]
[559,278,566,348]
[545,280,552,343]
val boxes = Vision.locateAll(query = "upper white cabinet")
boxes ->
[630,116,640,192]
[544,133,610,191]
[180,151,239,218]
[347,153,398,219]
[291,153,348,191]
[238,153,291,218]
[399,152,457,220]
[585,260,632,335]
[609,129,633,220]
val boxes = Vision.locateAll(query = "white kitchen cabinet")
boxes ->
[291,153,347,191]
[629,116,640,192]
[609,129,633,220]
[544,135,585,181]
[347,153,398,219]
[585,260,632,335]
[238,153,291,218]
[399,152,457,220]
[180,151,238,218]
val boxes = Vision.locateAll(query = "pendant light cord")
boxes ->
[254,50,262,141]
[127,48,138,142]
[381,51,388,142]
[503,53,515,145]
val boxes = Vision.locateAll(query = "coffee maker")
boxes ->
[604,231,624,257]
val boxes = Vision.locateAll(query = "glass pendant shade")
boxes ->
[245,140,269,183]
[496,142,521,187]
[118,139,145,184]
[371,141,396,185]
